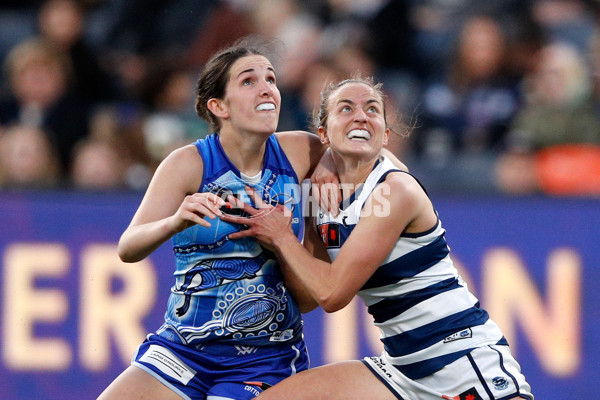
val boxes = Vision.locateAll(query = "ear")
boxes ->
[382,128,390,146]
[207,98,229,119]
[318,126,330,144]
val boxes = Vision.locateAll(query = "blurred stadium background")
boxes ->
[0,1,599,399]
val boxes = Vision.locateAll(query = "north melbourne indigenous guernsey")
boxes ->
[131,133,309,399]
[160,133,305,347]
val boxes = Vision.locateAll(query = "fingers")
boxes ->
[244,185,268,211]
[226,229,254,240]
[327,183,341,217]
[225,193,262,217]
[311,182,340,217]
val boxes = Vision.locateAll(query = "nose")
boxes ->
[259,79,274,96]
[354,108,367,122]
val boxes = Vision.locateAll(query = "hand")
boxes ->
[310,148,341,216]
[171,192,226,232]
[220,186,295,249]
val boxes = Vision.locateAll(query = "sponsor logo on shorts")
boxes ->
[269,329,294,342]
[244,381,272,391]
[235,345,258,355]
[243,385,261,396]
[443,328,472,343]
[139,344,196,385]
[442,387,483,400]
[492,376,510,390]
[369,356,393,379]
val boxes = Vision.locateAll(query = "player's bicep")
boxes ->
[130,146,203,225]
[332,179,420,292]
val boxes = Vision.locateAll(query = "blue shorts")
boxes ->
[131,333,310,400]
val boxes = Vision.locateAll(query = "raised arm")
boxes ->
[118,145,225,262]
[275,130,327,181]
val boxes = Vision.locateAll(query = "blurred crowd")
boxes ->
[0,0,600,195]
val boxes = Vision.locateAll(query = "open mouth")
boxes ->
[256,102,276,111]
[347,129,371,141]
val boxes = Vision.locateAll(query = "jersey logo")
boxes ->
[492,376,510,390]
[443,328,472,343]
[269,329,294,342]
[318,223,341,248]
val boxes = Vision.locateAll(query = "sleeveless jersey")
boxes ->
[316,155,506,379]
[160,133,305,347]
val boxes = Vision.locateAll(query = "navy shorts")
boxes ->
[132,333,310,400]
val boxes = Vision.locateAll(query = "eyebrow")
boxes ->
[337,98,381,106]
[237,66,276,78]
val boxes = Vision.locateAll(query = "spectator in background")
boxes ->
[408,15,522,193]
[139,61,209,166]
[0,37,91,177]
[495,41,600,194]
[530,0,598,53]
[186,0,253,70]
[0,124,61,188]
[70,137,126,190]
[37,0,117,104]
[408,0,524,81]
[278,57,345,131]
[246,0,322,91]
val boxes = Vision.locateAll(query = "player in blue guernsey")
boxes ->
[224,77,533,400]
[97,36,331,400]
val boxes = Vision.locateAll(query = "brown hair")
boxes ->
[195,35,282,132]
[312,76,412,138]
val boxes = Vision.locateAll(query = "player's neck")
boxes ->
[334,154,376,198]
[219,130,268,176]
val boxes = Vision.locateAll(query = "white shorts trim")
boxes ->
[363,345,533,400]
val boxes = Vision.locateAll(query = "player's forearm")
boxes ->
[271,233,348,313]
[118,217,177,262]
[278,256,319,313]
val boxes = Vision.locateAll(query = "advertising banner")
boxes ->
[0,191,597,399]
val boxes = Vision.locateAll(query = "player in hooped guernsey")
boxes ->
[316,155,506,379]
[224,78,533,400]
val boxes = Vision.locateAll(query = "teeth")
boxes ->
[347,129,371,140]
[256,103,275,111]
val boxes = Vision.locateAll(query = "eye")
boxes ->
[341,105,352,112]
[367,105,379,113]
[267,76,276,84]
[242,78,253,86]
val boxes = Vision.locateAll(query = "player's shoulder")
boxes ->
[275,130,324,180]
[154,144,203,182]
[378,169,425,202]
[274,130,320,146]
[162,143,201,166]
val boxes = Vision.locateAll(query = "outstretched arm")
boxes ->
[221,179,429,312]
[280,216,332,313]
